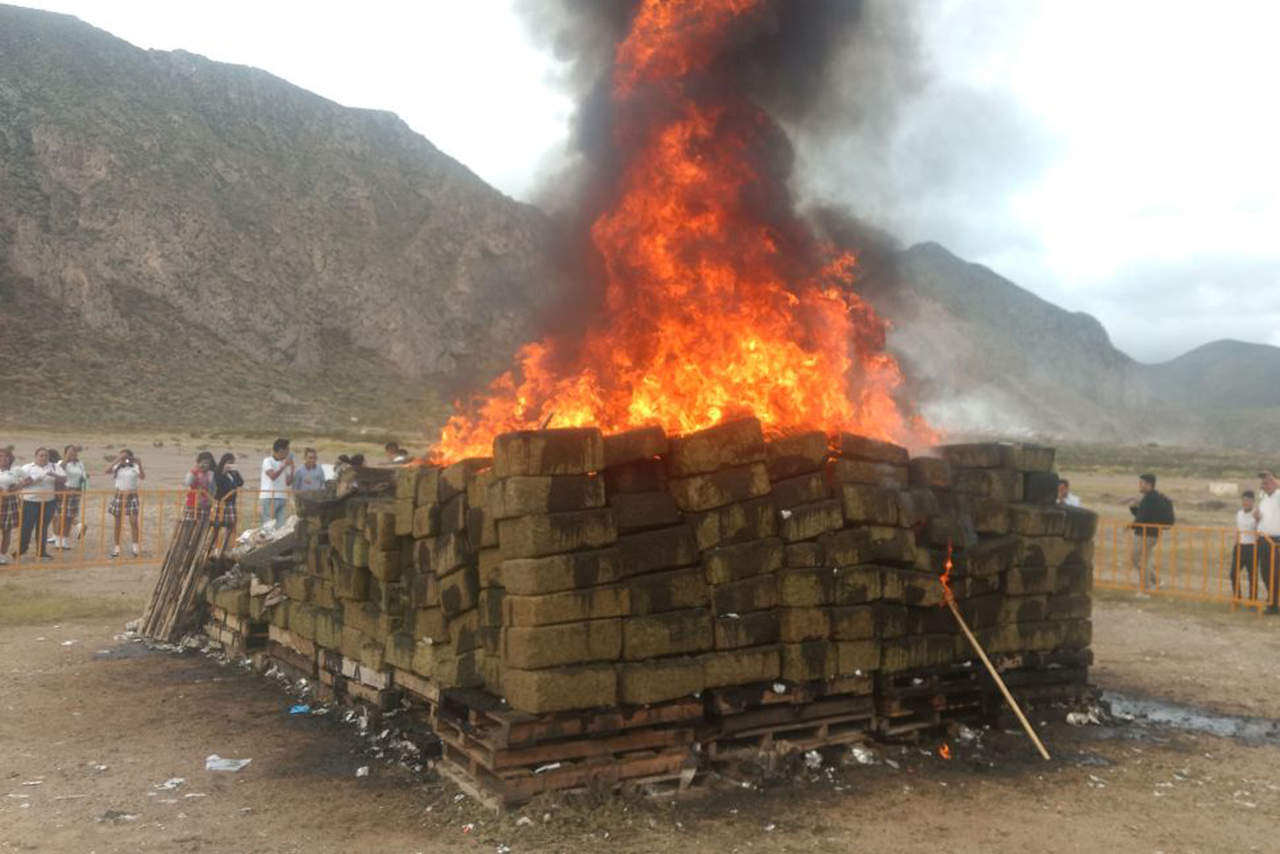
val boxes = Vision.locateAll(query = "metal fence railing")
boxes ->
[1,488,277,570]
[1094,519,1278,613]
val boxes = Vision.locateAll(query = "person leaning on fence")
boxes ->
[1129,472,1174,591]
[0,447,20,564]
[183,451,216,521]
[18,447,61,559]
[1233,490,1259,601]
[1253,469,1280,615]
[106,450,144,557]
[260,438,294,529]
[50,444,87,550]
[212,453,244,555]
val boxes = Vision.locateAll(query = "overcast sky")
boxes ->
[19,0,1280,363]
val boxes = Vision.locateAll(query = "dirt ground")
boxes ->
[2,563,1279,853]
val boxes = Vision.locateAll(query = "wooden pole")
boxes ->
[945,597,1051,761]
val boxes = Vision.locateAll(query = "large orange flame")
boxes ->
[431,0,932,463]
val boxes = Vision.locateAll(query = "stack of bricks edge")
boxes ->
[205,418,1095,719]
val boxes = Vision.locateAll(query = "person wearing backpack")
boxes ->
[1129,472,1174,591]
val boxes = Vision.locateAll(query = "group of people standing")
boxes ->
[0,444,138,563]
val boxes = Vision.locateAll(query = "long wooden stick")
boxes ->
[945,598,1051,761]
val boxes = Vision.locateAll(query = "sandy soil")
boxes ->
[2,563,1279,853]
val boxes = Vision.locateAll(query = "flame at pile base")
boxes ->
[430,0,933,465]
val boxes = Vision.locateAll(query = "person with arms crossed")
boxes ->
[18,448,60,559]
[1129,473,1174,592]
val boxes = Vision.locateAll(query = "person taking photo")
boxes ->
[107,450,145,557]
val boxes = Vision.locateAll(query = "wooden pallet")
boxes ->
[706,675,873,717]
[706,713,872,761]
[704,678,877,761]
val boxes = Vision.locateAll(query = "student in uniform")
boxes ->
[1233,490,1259,601]
[0,448,20,564]
[107,450,145,557]
[212,453,244,555]
[1253,470,1280,615]
[183,452,216,521]
[18,448,60,559]
[51,444,87,550]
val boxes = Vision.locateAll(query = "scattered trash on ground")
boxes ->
[154,777,185,790]
[97,809,139,824]
[205,754,252,772]
[355,766,369,778]
[289,704,311,715]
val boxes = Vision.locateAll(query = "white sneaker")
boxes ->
[0,554,9,565]
[47,535,58,543]
[131,543,140,557]
[110,545,120,558]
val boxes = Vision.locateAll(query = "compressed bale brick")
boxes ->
[1063,507,1100,541]
[1017,536,1092,569]
[327,518,350,551]
[778,607,830,642]
[778,567,835,607]
[1056,566,1094,597]
[908,457,951,489]
[603,425,668,467]
[668,462,770,512]
[490,475,606,519]
[710,573,777,615]
[622,608,713,660]
[771,471,828,510]
[439,566,479,617]
[619,656,703,705]
[289,602,318,640]
[713,610,780,649]
[968,497,1011,535]
[780,498,844,542]
[836,433,909,466]
[828,458,909,490]
[340,625,386,671]
[395,465,425,501]
[880,634,956,672]
[880,567,945,607]
[898,488,940,529]
[765,430,829,480]
[345,602,402,639]
[962,574,1002,598]
[866,526,918,565]
[465,506,498,550]
[502,664,617,714]
[268,599,289,629]
[415,644,484,688]
[1007,504,1067,537]
[828,605,876,640]
[439,457,491,502]
[368,546,407,583]
[819,527,871,566]
[604,458,667,494]
[1004,565,1058,596]
[497,508,617,559]
[503,584,630,626]
[281,572,313,602]
[781,640,837,682]
[1000,595,1048,624]
[394,497,415,537]
[952,468,1023,502]
[924,514,972,549]
[957,535,1020,578]
[1007,444,1055,472]
[425,532,472,575]
[477,547,503,588]
[415,467,442,507]
[936,443,1009,469]
[685,496,778,551]
[367,508,398,550]
[700,645,781,688]
[1023,471,1061,505]
[313,607,342,650]
[448,609,482,654]
[609,491,682,532]
[982,620,1073,655]
[439,493,468,534]
[478,587,504,627]
[502,619,622,668]
[483,652,503,696]
[333,560,371,601]
[384,631,416,671]
[366,577,408,615]
[412,503,441,539]
[479,626,501,655]
[785,542,824,568]
[617,525,699,577]
[840,483,900,526]
[409,570,439,609]
[493,429,604,479]
[500,547,623,596]
[834,566,882,604]
[666,417,765,477]
[629,567,710,615]
[350,533,370,569]
[408,607,447,642]
[703,537,784,585]
[835,640,879,675]
[956,595,1004,630]
[409,640,454,679]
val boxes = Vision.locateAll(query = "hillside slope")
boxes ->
[0,4,556,433]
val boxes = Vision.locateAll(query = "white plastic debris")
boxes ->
[779,509,793,519]
[155,777,185,790]
[205,754,252,772]
[355,766,369,778]
[533,762,562,775]
[772,682,787,694]
[803,750,823,770]
[516,816,533,827]
[765,823,777,832]
[848,745,877,765]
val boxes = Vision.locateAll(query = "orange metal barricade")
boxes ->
[1093,519,1278,613]
[0,487,270,570]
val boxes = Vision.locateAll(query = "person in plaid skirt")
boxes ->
[51,444,86,550]
[106,449,145,558]
[183,452,216,521]
[0,448,19,565]
[212,453,244,556]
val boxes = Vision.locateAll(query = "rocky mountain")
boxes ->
[0,4,557,434]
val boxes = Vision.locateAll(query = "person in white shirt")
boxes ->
[260,438,295,529]
[1232,490,1259,601]
[1056,479,1082,508]
[106,449,145,557]
[0,447,20,564]
[1253,470,1280,614]
[50,444,87,550]
[18,447,59,559]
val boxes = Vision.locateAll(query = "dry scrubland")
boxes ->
[1,440,1279,853]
